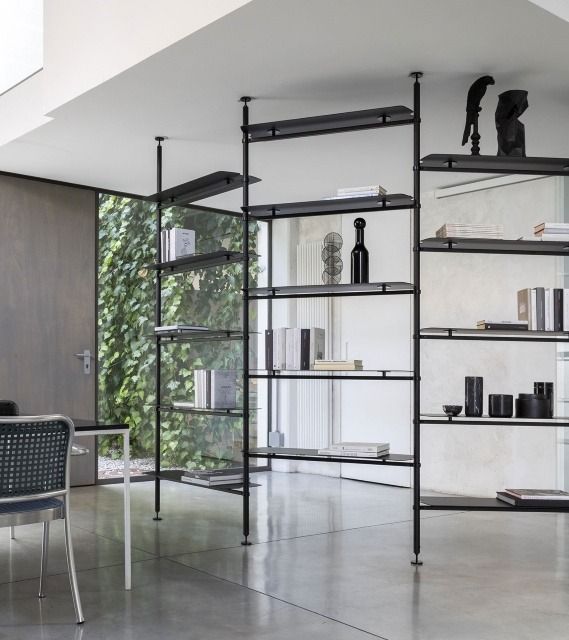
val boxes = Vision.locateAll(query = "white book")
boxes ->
[194,370,202,408]
[545,288,552,331]
[155,324,208,333]
[328,442,390,453]
[286,328,301,370]
[173,401,195,409]
[535,233,569,241]
[169,228,196,260]
[309,328,325,367]
[564,290,569,332]
[337,185,386,196]
[161,229,169,261]
[317,448,388,458]
[273,328,288,370]
[210,370,237,409]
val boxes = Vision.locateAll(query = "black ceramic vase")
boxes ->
[465,377,483,417]
[351,218,369,284]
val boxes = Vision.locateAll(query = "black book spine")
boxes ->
[300,329,310,370]
[554,288,563,331]
[536,287,545,331]
[265,330,273,371]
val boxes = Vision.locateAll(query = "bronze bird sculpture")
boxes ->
[461,75,495,155]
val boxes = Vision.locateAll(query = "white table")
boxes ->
[74,420,131,590]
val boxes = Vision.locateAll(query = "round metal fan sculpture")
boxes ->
[322,232,343,284]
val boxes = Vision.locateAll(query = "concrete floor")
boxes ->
[1,471,569,640]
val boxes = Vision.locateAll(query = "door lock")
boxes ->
[74,349,94,374]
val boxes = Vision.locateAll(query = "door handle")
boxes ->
[74,349,94,374]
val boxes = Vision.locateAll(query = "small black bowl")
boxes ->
[443,405,462,417]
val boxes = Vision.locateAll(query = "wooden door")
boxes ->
[0,175,97,484]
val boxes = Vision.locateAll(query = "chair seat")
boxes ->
[0,498,63,527]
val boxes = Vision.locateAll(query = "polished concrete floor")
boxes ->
[1,471,569,639]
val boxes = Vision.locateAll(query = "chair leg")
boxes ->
[10,526,15,540]
[38,522,50,598]
[64,499,85,624]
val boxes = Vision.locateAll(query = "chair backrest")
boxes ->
[0,415,74,503]
[0,400,19,416]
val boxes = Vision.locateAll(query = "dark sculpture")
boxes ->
[461,75,495,155]
[495,90,528,157]
[462,76,494,156]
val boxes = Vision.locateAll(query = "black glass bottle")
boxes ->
[351,218,369,284]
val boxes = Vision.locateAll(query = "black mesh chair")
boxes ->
[0,401,20,541]
[0,415,84,623]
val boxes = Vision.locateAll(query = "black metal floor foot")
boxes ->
[241,538,252,546]
[153,513,162,521]
[410,555,423,566]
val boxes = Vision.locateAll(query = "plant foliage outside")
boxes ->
[98,195,258,469]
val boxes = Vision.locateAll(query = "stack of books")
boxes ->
[265,327,325,370]
[313,359,363,371]
[496,488,569,507]
[517,288,569,331]
[324,184,387,200]
[317,442,390,457]
[436,223,504,239]
[191,370,237,409]
[533,222,569,241]
[476,320,528,331]
[160,227,196,262]
[154,324,208,334]
[181,468,243,487]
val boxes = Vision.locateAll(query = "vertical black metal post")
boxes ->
[267,219,273,467]
[154,136,164,521]
[241,97,252,545]
[410,73,423,565]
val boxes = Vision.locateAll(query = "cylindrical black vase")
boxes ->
[488,394,513,418]
[351,218,369,284]
[465,377,483,417]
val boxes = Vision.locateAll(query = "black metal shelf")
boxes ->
[420,154,569,176]
[250,369,413,381]
[145,171,260,208]
[421,327,569,343]
[145,470,259,495]
[157,405,245,418]
[249,281,414,300]
[243,105,414,142]
[247,447,414,467]
[150,250,249,275]
[153,329,244,343]
[420,237,569,256]
[421,414,569,428]
[245,194,414,220]
[420,496,569,512]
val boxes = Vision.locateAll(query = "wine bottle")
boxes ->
[351,218,369,284]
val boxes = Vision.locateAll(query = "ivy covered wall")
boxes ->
[97,194,258,470]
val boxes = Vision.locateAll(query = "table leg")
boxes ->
[123,430,131,590]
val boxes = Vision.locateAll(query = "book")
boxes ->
[554,288,564,332]
[530,288,537,330]
[314,359,363,371]
[336,185,387,196]
[436,223,504,239]
[517,289,531,327]
[285,328,310,370]
[154,324,208,333]
[169,228,196,260]
[309,328,326,367]
[327,442,390,453]
[172,401,195,409]
[504,488,569,500]
[533,233,569,241]
[534,222,569,234]
[182,473,243,487]
[210,370,237,409]
[317,448,389,458]
[265,330,273,370]
[476,321,528,331]
[564,289,569,332]
[496,491,569,508]
[545,288,552,331]
[184,468,244,482]
[273,328,288,370]
[535,287,545,331]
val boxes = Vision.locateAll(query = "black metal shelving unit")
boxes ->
[150,138,260,519]
[418,150,569,525]
[239,74,423,556]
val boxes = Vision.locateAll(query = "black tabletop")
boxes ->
[72,418,129,432]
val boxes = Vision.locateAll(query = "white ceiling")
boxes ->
[0,0,568,203]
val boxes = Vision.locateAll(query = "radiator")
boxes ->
[293,241,332,449]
